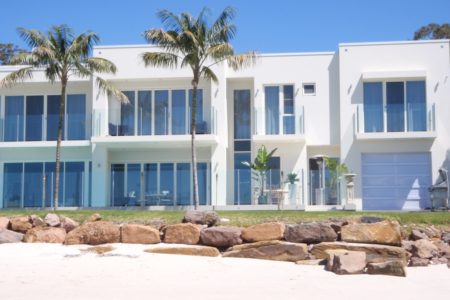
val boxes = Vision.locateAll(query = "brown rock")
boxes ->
[311,242,408,266]
[145,245,220,257]
[367,260,406,277]
[295,259,326,265]
[200,226,242,248]
[401,240,414,252]
[163,223,200,245]
[284,223,337,244]
[146,219,166,231]
[412,239,439,259]
[0,217,10,229]
[409,257,429,267]
[242,222,285,242]
[410,229,428,241]
[182,211,219,227]
[341,220,402,246]
[24,227,66,243]
[44,213,61,227]
[430,257,448,265]
[30,215,46,227]
[442,232,450,244]
[121,224,160,244]
[223,240,309,262]
[61,216,79,233]
[64,221,120,245]
[0,228,24,243]
[88,213,102,222]
[325,250,367,275]
[10,216,32,233]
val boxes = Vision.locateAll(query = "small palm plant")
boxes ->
[324,157,348,200]
[285,172,300,184]
[242,145,277,204]
[142,7,256,209]
[1,25,127,210]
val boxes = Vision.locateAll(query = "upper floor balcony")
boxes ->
[354,80,436,140]
[0,94,91,147]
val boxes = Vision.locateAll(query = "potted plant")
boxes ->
[242,145,277,204]
[285,172,299,206]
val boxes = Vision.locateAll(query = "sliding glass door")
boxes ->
[282,85,295,134]
[4,96,24,142]
[386,82,405,132]
[265,86,279,134]
[67,94,86,140]
[172,90,187,134]
[176,163,190,205]
[138,91,152,135]
[23,163,43,207]
[25,96,44,141]
[121,91,135,136]
[3,163,23,208]
[363,82,384,132]
[406,81,426,131]
[155,90,169,135]
[47,95,61,141]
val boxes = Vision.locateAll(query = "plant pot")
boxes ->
[288,183,297,206]
[258,195,268,205]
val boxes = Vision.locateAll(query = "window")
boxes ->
[303,83,316,95]
[264,85,295,135]
[67,94,86,140]
[363,80,427,133]
[120,91,135,136]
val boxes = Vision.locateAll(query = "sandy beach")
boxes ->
[0,243,448,300]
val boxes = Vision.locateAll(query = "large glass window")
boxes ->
[121,91,135,136]
[126,164,140,206]
[266,157,281,190]
[138,91,152,135]
[3,163,23,208]
[44,162,64,208]
[155,90,169,135]
[198,162,208,205]
[176,163,190,205]
[234,90,251,139]
[67,94,86,140]
[172,90,187,135]
[406,81,426,131]
[234,153,251,205]
[144,163,158,205]
[23,163,43,207]
[265,86,279,135]
[4,96,24,142]
[111,164,125,206]
[386,82,405,132]
[160,163,174,205]
[64,162,84,207]
[25,96,44,141]
[283,85,295,134]
[363,82,384,132]
[47,95,61,141]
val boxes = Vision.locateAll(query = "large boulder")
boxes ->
[410,229,429,241]
[121,224,160,244]
[241,222,285,242]
[432,240,450,258]
[325,250,366,275]
[163,223,201,245]
[409,257,429,267]
[61,216,79,233]
[223,240,309,262]
[88,213,102,222]
[64,221,120,245]
[341,220,402,246]
[10,216,32,233]
[44,213,61,227]
[284,223,337,244]
[145,245,220,257]
[311,242,408,266]
[200,226,242,248]
[0,228,24,243]
[442,232,450,244]
[367,260,406,277]
[30,215,46,227]
[182,211,219,227]
[411,239,439,259]
[23,227,66,243]
[0,217,10,229]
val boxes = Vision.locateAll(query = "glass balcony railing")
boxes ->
[0,114,92,142]
[93,107,217,137]
[355,103,435,134]
[253,106,305,136]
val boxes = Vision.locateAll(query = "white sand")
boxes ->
[0,243,448,300]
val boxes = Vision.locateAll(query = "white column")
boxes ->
[91,144,108,207]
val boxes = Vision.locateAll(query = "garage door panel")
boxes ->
[362,153,431,211]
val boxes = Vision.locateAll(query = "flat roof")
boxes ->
[339,39,449,47]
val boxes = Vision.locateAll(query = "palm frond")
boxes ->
[227,51,258,70]
[68,31,100,58]
[209,6,236,43]
[143,29,179,51]
[0,67,34,87]
[200,66,218,83]
[157,10,184,33]
[17,27,50,49]
[141,52,179,68]
[83,57,117,74]
[95,77,129,103]
[207,43,234,60]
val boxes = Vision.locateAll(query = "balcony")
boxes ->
[354,103,436,140]
[0,114,92,147]
[253,106,305,143]
[91,107,218,149]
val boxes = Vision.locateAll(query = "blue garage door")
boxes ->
[362,153,431,210]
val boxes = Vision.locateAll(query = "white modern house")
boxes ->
[0,39,449,211]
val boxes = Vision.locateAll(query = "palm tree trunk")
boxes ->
[53,78,67,210]
[191,79,199,210]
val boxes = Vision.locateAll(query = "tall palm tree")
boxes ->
[1,25,127,210]
[142,7,256,209]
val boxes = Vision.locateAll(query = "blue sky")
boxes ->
[1,0,449,53]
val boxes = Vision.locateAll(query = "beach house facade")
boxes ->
[0,39,448,211]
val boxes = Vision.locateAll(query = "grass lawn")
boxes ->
[0,209,449,228]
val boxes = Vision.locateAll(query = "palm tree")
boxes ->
[142,7,256,209]
[1,25,127,210]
